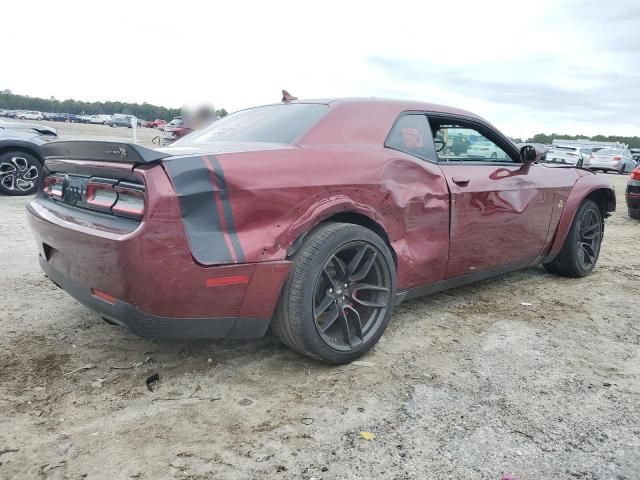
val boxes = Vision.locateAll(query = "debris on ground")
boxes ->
[360,431,376,441]
[64,364,96,375]
[146,373,160,392]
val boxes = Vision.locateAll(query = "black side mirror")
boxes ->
[520,145,541,164]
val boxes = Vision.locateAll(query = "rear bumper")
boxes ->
[26,175,292,339]
[590,160,622,170]
[41,255,270,339]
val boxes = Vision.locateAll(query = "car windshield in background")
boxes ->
[181,104,328,145]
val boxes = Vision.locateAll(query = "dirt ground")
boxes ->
[0,125,639,479]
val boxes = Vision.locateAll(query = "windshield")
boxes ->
[180,104,328,145]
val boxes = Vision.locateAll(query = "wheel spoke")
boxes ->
[314,294,335,320]
[338,307,352,346]
[318,303,340,333]
[345,245,368,279]
[350,250,377,282]
[321,267,338,289]
[351,283,389,309]
[344,304,363,340]
[580,242,595,265]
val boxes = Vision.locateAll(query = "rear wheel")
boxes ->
[629,207,640,220]
[272,222,396,364]
[0,150,42,196]
[543,199,603,277]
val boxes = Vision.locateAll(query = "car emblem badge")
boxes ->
[105,146,128,159]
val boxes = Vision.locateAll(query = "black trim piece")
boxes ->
[395,258,539,304]
[40,256,269,340]
[205,155,246,262]
[43,140,170,163]
[163,156,233,264]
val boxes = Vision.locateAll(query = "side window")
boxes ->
[385,114,435,161]
[429,122,513,163]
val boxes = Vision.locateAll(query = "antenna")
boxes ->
[281,90,298,103]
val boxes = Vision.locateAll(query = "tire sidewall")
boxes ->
[290,224,396,363]
[0,151,42,196]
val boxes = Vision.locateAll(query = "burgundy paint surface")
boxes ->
[27,98,615,327]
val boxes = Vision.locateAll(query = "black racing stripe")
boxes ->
[206,155,246,263]
[163,156,232,264]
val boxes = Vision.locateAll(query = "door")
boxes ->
[429,118,556,279]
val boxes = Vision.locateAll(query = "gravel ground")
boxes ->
[0,126,638,479]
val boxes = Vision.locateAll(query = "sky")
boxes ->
[2,0,639,139]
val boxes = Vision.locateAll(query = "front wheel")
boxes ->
[272,222,396,364]
[543,199,603,277]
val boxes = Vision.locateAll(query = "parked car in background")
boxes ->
[88,115,112,124]
[543,145,594,168]
[0,122,57,195]
[630,149,640,163]
[18,111,44,121]
[4,110,19,119]
[466,141,509,160]
[160,116,192,145]
[144,119,167,128]
[110,114,140,128]
[626,166,640,219]
[27,98,615,363]
[590,148,636,174]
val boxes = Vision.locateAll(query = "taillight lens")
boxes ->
[631,168,640,181]
[43,174,64,199]
[112,183,145,219]
[86,179,117,212]
[43,174,145,219]
[613,156,622,161]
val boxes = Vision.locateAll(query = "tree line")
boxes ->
[512,132,640,149]
[0,90,228,121]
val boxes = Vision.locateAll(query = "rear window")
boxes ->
[596,148,621,155]
[181,104,328,145]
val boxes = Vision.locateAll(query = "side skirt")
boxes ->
[395,258,540,304]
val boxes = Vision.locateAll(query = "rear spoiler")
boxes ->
[0,122,58,137]
[42,140,170,163]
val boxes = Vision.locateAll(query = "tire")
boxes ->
[272,222,396,364]
[629,207,640,220]
[618,165,626,175]
[0,150,43,196]
[543,199,603,278]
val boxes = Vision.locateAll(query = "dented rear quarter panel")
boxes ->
[164,144,451,291]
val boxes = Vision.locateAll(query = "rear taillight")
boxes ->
[43,174,64,199]
[43,174,145,220]
[112,183,145,219]
[631,168,640,181]
[85,178,118,212]
[613,156,622,161]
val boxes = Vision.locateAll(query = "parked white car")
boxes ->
[466,141,508,160]
[543,145,593,168]
[18,111,44,121]
[88,114,112,125]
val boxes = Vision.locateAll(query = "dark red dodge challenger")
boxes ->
[27,98,616,363]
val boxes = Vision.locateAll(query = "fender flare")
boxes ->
[0,140,45,162]
[544,175,615,261]
[279,194,385,255]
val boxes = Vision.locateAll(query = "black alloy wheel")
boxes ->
[576,205,602,270]
[313,242,391,351]
[272,222,396,364]
[543,199,603,277]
